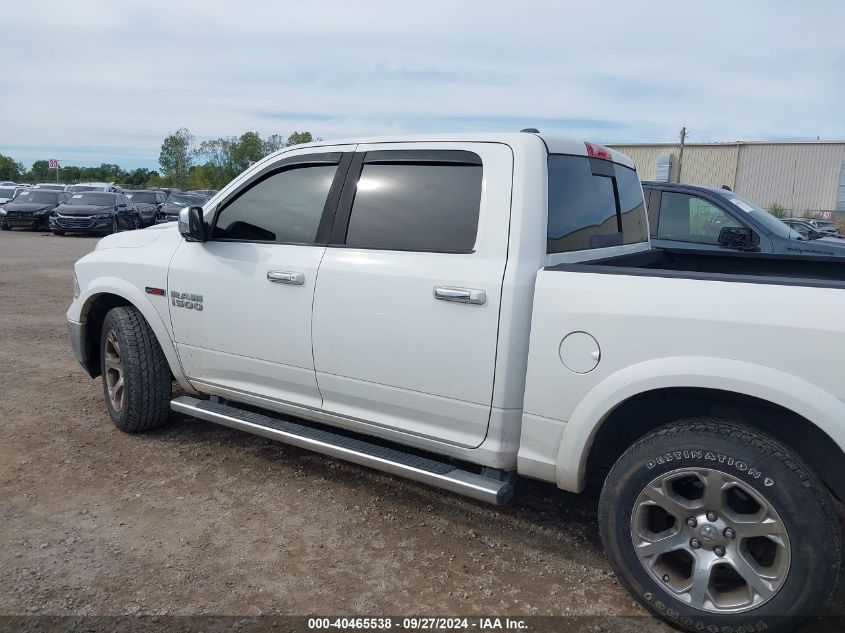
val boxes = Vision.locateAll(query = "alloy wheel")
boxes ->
[103,330,125,413]
[631,467,790,613]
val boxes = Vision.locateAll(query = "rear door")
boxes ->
[168,147,352,408]
[311,143,513,447]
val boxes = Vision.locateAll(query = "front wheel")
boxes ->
[100,306,172,432]
[599,418,840,633]
[1,222,10,231]
[111,216,120,234]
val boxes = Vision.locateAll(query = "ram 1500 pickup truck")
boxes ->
[67,133,844,632]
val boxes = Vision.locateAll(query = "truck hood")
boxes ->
[94,221,175,250]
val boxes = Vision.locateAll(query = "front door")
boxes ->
[168,147,352,409]
[311,142,513,447]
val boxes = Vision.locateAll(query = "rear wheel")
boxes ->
[599,418,840,633]
[100,306,171,432]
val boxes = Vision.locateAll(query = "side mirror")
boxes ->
[718,226,756,250]
[179,206,206,242]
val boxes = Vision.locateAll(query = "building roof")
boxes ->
[609,140,845,147]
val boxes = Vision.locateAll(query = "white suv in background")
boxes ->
[67,182,121,193]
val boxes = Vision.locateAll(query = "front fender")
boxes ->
[555,356,845,492]
[69,276,195,393]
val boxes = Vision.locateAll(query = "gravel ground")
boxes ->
[0,229,842,632]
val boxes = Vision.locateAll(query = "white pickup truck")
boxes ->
[67,133,844,632]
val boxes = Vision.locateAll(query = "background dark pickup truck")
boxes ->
[643,181,845,257]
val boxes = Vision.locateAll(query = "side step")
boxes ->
[170,396,514,505]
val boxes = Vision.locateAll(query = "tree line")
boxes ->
[157,128,317,190]
[0,129,318,189]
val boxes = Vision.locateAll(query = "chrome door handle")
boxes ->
[267,270,305,285]
[433,286,487,305]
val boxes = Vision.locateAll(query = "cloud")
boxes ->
[2,0,844,169]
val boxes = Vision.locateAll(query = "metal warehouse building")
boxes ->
[607,141,845,215]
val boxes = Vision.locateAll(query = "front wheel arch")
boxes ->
[77,289,195,394]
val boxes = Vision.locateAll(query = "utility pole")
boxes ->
[676,126,687,183]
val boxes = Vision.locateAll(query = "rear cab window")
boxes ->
[547,154,647,253]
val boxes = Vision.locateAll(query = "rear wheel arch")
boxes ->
[584,387,845,503]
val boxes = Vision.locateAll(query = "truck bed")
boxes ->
[548,248,845,288]
[524,246,845,464]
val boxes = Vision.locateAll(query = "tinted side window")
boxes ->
[657,192,743,244]
[617,168,648,244]
[645,189,660,234]
[344,162,482,252]
[213,165,337,243]
[547,155,647,253]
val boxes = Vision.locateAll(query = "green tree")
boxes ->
[196,137,236,188]
[0,154,26,181]
[187,163,216,190]
[27,159,51,182]
[286,131,317,146]
[263,134,286,154]
[124,168,157,187]
[231,131,265,173]
[159,128,195,188]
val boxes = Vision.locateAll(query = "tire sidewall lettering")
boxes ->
[643,450,771,487]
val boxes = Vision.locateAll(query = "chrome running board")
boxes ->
[171,396,514,505]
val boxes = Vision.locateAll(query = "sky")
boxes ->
[2,0,844,171]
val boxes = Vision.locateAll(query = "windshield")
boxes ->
[815,220,836,230]
[127,192,157,203]
[12,190,59,204]
[167,193,204,207]
[68,185,101,192]
[0,187,17,199]
[36,184,65,191]
[717,192,801,240]
[64,192,116,206]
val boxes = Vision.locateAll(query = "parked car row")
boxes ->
[0,185,217,234]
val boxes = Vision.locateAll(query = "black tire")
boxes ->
[1,222,10,231]
[52,229,65,236]
[599,418,840,633]
[100,306,171,433]
[111,216,120,234]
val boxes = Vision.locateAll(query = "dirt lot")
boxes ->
[0,230,841,631]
